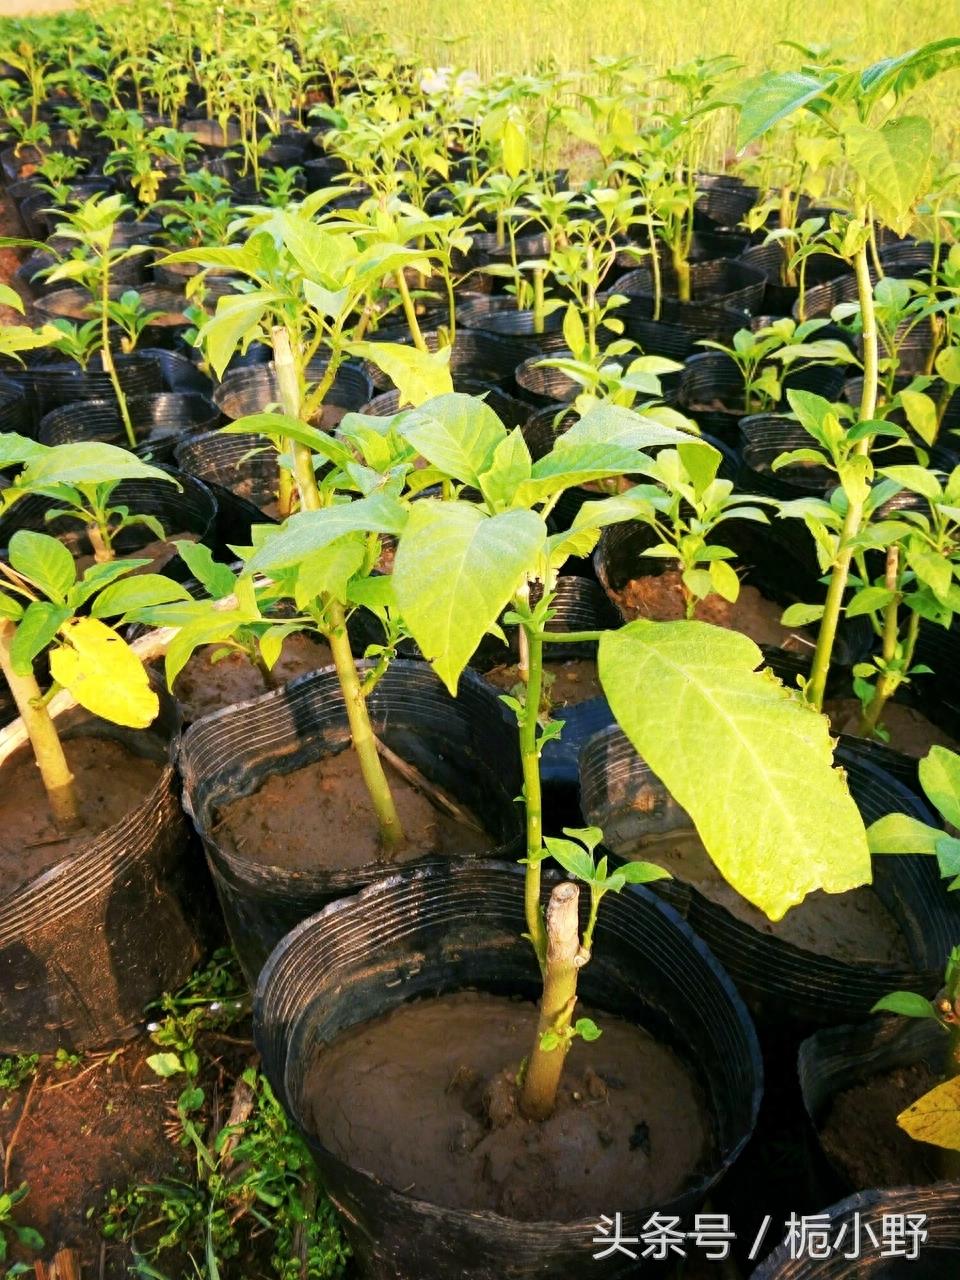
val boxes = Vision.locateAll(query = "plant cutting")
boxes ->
[0,439,185,831]
[34,192,154,447]
[865,745,960,1172]
[383,393,871,1121]
[164,197,454,519]
[698,317,856,414]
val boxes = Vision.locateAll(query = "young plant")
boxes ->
[698,318,856,414]
[0,442,182,833]
[736,40,960,711]
[39,193,153,447]
[868,747,960,1170]
[611,439,775,618]
[385,394,870,1120]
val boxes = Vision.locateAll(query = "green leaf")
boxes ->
[515,443,649,505]
[0,590,24,621]
[349,341,453,407]
[737,71,832,147]
[845,116,933,237]
[9,601,70,675]
[275,210,355,285]
[173,542,236,599]
[244,493,407,576]
[919,745,960,828]
[781,602,826,626]
[846,586,896,617]
[0,432,47,468]
[616,860,672,885]
[197,291,283,380]
[598,620,871,920]
[574,1017,603,1042]
[900,390,939,447]
[393,501,546,693]
[146,1052,184,1078]
[871,991,940,1020]
[294,534,366,607]
[562,304,586,357]
[480,429,533,510]
[709,558,740,603]
[558,402,693,451]
[399,392,506,486]
[90,574,193,619]
[880,464,942,500]
[18,442,174,489]
[936,347,960,385]
[543,834,596,882]
[866,812,941,854]
[8,530,75,600]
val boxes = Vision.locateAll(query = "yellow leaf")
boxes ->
[50,617,159,729]
[502,117,528,179]
[897,1073,960,1151]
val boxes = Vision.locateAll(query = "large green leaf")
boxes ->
[514,443,652,505]
[8,530,75,601]
[243,493,407,576]
[398,392,507,486]
[198,291,284,380]
[9,601,71,675]
[393,500,547,693]
[558,402,694,451]
[737,71,833,148]
[598,620,871,920]
[274,211,357,286]
[919,745,960,828]
[18,443,174,489]
[845,117,933,237]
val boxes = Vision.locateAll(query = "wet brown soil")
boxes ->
[819,1062,943,1188]
[627,832,910,965]
[0,737,163,894]
[610,567,806,650]
[216,747,490,871]
[304,991,713,1221]
[484,657,603,708]
[170,632,333,723]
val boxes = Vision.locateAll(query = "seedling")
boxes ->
[0,438,184,832]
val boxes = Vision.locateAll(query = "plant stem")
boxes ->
[0,619,81,833]
[532,267,545,335]
[326,601,405,854]
[272,326,322,513]
[519,620,548,967]
[100,258,136,448]
[394,270,428,353]
[805,215,878,711]
[519,880,583,1121]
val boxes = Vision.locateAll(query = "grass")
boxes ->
[335,0,958,78]
[334,0,960,160]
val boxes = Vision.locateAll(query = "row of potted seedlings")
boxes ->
[1,9,960,1276]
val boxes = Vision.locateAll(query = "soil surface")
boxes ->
[0,1040,189,1280]
[170,632,333,723]
[819,1062,942,1187]
[626,833,910,965]
[484,657,602,708]
[0,736,163,893]
[827,697,960,760]
[304,991,713,1220]
[610,567,805,650]
[216,748,490,871]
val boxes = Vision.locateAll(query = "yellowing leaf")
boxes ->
[49,617,158,728]
[348,341,453,407]
[599,620,872,920]
[897,1074,960,1152]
